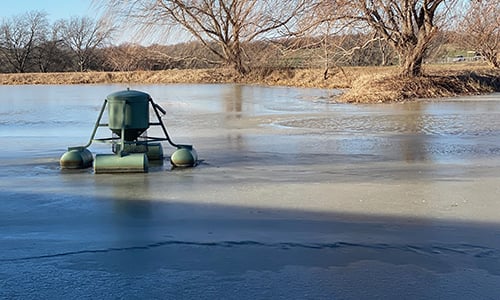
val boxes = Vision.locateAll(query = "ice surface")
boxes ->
[1,85,500,299]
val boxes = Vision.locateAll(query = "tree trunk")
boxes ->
[379,39,387,66]
[227,41,247,75]
[401,53,424,77]
[232,57,246,75]
[398,41,427,77]
[485,52,500,69]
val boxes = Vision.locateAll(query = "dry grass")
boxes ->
[0,69,240,85]
[339,64,499,103]
[0,63,498,103]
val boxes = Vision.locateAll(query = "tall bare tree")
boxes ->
[0,11,48,73]
[57,16,115,71]
[97,0,313,74]
[460,0,499,68]
[342,0,454,77]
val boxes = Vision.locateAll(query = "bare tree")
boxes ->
[342,0,455,77]
[97,0,314,74]
[34,22,72,72]
[460,0,499,68]
[298,1,350,79]
[284,1,397,77]
[57,16,115,71]
[0,11,48,73]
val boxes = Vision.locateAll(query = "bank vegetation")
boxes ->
[1,63,498,103]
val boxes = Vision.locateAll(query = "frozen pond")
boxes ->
[1,84,500,299]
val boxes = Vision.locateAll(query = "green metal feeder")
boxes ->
[60,89,197,173]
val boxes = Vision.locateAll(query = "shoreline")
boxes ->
[1,64,498,103]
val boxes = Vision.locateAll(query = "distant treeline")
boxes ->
[0,10,477,74]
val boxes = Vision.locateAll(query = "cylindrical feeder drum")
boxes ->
[107,90,150,141]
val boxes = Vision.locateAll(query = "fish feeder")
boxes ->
[60,89,197,173]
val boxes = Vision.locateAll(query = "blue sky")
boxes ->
[0,0,94,22]
[0,1,198,45]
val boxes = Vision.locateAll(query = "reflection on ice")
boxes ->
[278,102,500,137]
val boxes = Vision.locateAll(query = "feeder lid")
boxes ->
[106,89,150,102]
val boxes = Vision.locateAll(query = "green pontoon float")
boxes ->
[60,89,197,173]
